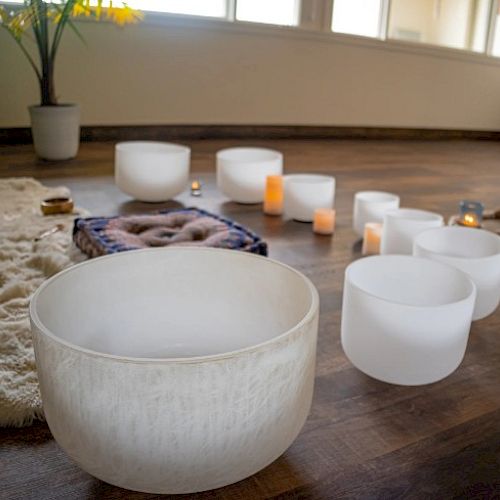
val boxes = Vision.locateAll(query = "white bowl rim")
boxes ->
[284,174,335,184]
[115,141,190,155]
[30,247,319,365]
[414,226,500,261]
[355,191,400,203]
[385,208,443,222]
[216,147,283,163]
[345,255,476,309]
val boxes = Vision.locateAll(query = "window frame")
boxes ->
[2,0,500,67]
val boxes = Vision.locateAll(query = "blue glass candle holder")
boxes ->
[459,200,484,227]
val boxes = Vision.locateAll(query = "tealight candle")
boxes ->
[459,200,484,228]
[191,180,202,197]
[313,208,336,235]
[263,175,284,216]
[362,222,382,255]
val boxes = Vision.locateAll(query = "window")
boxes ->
[490,2,500,56]
[126,0,227,18]
[332,0,383,38]
[236,0,299,26]
[388,0,491,52]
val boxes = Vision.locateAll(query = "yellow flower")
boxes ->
[72,2,92,18]
[4,9,32,39]
[106,5,143,27]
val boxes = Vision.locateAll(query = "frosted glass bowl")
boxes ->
[29,248,319,494]
[341,255,476,386]
[284,174,336,222]
[115,141,190,202]
[216,147,283,203]
[414,226,500,320]
[381,208,444,254]
[352,191,400,237]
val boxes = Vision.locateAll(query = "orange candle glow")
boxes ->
[313,208,336,235]
[264,175,284,216]
[362,222,383,255]
[462,212,480,228]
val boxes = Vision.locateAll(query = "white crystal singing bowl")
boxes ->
[414,226,500,321]
[341,255,476,386]
[29,248,319,494]
[216,147,283,204]
[115,141,190,202]
[284,174,336,222]
[352,191,400,237]
[381,208,444,255]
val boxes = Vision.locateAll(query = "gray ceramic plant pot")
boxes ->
[29,104,80,160]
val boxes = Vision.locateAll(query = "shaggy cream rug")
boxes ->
[0,178,88,427]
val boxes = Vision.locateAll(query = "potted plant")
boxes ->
[0,1,141,160]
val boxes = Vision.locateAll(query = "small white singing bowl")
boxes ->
[115,141,190,202]
[381,208,444,255]
[414,226,500,321]
[353,191,400,237]
[284,174,336,222]
[216,147,283,204]
[29,248,319,494]
[341,255,476,386]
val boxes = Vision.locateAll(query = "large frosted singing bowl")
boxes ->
[353,191,400,237]
[381,208,444,254]
[414,226,500,320]
[284,174,336,222]
[30,248,319,494]
[115,141,190,202]
[341,255,476,386]
[216,147,283,203]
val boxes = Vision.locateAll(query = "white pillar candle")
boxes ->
[362,222,382,255]
[313,208,336,235]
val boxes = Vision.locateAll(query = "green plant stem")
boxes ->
[3,31,41,81]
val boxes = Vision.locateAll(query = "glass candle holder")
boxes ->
[459,200,484,228]
[216,148,283,204]
[191,180,202,197]
[380,208,444,255]
[341,255,476,385]
[115,142,190,203]
[264,175,284,216]
[414,226,500,320]
[353,191,400,237]
[284,174,336,222]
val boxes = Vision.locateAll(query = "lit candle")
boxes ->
[458,200,484,227]
[191,180,202,197]
[264,175,284,216]
[362,222,383,255]
[459,200,483,228]
[313,208,336,235]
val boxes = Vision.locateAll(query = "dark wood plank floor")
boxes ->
[1,139,500,500]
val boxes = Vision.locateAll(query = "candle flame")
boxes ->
[463,213,478,226]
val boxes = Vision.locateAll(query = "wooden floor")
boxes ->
[1,139,500,499]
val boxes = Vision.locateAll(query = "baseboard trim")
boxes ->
[2,124,500,144]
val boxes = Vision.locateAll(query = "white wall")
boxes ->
[2,17,500,130]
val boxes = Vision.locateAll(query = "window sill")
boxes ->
[136,10,500,68]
